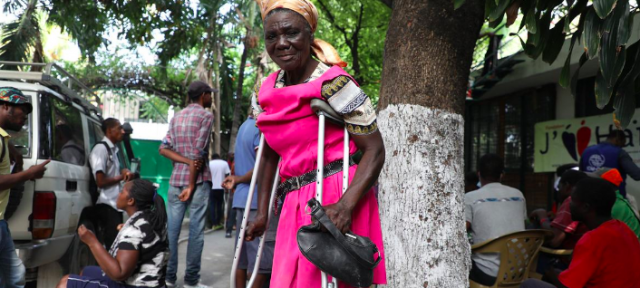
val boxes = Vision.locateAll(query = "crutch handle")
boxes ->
[311,99,343,125]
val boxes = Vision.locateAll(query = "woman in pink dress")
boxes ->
[244,1,387,287]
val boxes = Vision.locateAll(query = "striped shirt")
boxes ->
[160,104,213,187]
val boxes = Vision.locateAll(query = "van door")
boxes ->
[33,95,91,239]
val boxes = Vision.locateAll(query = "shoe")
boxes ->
[165,281,175,288]
[212,224,224,231]
[225,231,232,238]
[184,282,212,288]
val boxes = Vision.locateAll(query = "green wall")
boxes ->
[130,139,173,201]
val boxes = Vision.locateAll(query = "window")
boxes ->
[8,114,32,157]
[51,98,86,165]
[88,122,104,149]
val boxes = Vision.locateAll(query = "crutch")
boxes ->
[230,135,267,288]
[310,99,350,288]
[246,163,280,287]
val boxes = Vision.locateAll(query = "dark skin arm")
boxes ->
[77,225,138,281]
[222,169,254,189]
[246,130,385,240]
[0,160,50,191]
[159,148,203,201]
[546,227,567,248]
[95,171,125,189]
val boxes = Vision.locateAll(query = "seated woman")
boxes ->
[57,179,169,288]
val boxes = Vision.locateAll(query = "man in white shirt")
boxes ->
[208,153,230,230]
[465,154,527,286]
[89,118,133,249]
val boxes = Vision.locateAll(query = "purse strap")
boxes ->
[307,198,382,269]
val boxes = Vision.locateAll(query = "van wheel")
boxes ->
[4,182,24,220]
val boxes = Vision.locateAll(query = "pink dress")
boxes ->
[256,65,387,287]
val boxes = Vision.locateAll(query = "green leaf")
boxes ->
[616,41,640,94]
[614,0,631,46]
[488,0,513,22]
[600,23,627,88]
[583,8,603,59]
[543,19,566,64]
[524,11,551,59]
[593,0,618,19]
[519,0,534,32]
[525,9,538,34]
[595,69,613,109]
[454,0,466,10]
[560,33,580,88]
[571,52,589,96]
[613,83,636,128]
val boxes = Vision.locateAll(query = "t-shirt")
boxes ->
[232,117,261,209]
[611,190,640,239]
[550,196,589,249]
[465,182,527,277]
[559,220,640,288]
[109,211,169,287]
[209,159,230,190]
[0,128,11,220]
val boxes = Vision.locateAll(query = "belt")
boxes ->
[276,157,356,197]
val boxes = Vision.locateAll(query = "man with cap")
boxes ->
[159,81,215,288]
[0,87,50,288]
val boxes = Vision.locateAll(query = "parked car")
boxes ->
[0,62,133,287]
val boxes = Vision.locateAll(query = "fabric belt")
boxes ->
[276,157,356,197]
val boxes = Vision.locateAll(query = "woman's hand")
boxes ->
[244,214,268,241]
[78,224,98,246]
[323,201,353,234]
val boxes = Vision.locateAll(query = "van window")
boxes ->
[51,98,86,165]
[8,114,32,157]
[88,122,105,149]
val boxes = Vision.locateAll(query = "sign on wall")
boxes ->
[534,109,640,173]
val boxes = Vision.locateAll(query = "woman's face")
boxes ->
[264,11,313,72]
[116,182,133,210]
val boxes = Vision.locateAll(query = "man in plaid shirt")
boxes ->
[159,81,215,288]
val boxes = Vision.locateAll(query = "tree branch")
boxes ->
[316,0,349,37]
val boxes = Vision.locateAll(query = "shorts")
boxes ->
[66,266,143,288]
[235,208,277,274]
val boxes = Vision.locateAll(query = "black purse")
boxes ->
[297,198,382,287]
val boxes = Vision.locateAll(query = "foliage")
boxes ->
[459,0,640,128]
[140,96,171,123]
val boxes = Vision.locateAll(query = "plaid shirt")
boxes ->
[161,104,213,187]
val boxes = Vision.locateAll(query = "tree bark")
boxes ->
[377,0,484,287]
[228,39,250,153]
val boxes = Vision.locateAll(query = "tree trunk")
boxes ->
[213,44,222,155]
[228,39,250,153]
[377,0,484,287]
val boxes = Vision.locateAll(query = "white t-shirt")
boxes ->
[89,137,122,210]
[209,159,230,190]
[465,182,527,277]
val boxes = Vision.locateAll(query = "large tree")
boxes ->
[376,0,484,286]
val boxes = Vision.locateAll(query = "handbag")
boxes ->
[297,198,382,287]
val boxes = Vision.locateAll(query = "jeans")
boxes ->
[209,189,224,226]
[166,182,211,286]
[0,220,25,288]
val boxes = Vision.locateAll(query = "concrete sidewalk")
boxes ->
[173,219,234,288]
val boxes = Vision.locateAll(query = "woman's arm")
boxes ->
[78,225,139,281]
[324,130,385,233]
[245,141,279,241]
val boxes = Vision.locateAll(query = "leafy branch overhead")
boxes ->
[457,0,640,128]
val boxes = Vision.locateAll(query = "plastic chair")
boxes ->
[528,247,573,280]
[469,230,551,288]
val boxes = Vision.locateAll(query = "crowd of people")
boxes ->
[466,130,640,288]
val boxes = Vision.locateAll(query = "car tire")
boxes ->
[4,181,24,220]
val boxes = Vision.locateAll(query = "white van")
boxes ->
[0,62,133,287]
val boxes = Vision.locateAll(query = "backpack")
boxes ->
[89,142,113,204]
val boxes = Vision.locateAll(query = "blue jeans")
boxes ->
[166,182,210,286]
[0,220,25,288]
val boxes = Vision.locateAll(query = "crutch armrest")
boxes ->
[310,99,343,124]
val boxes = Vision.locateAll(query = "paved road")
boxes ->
[173,220,235,288]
